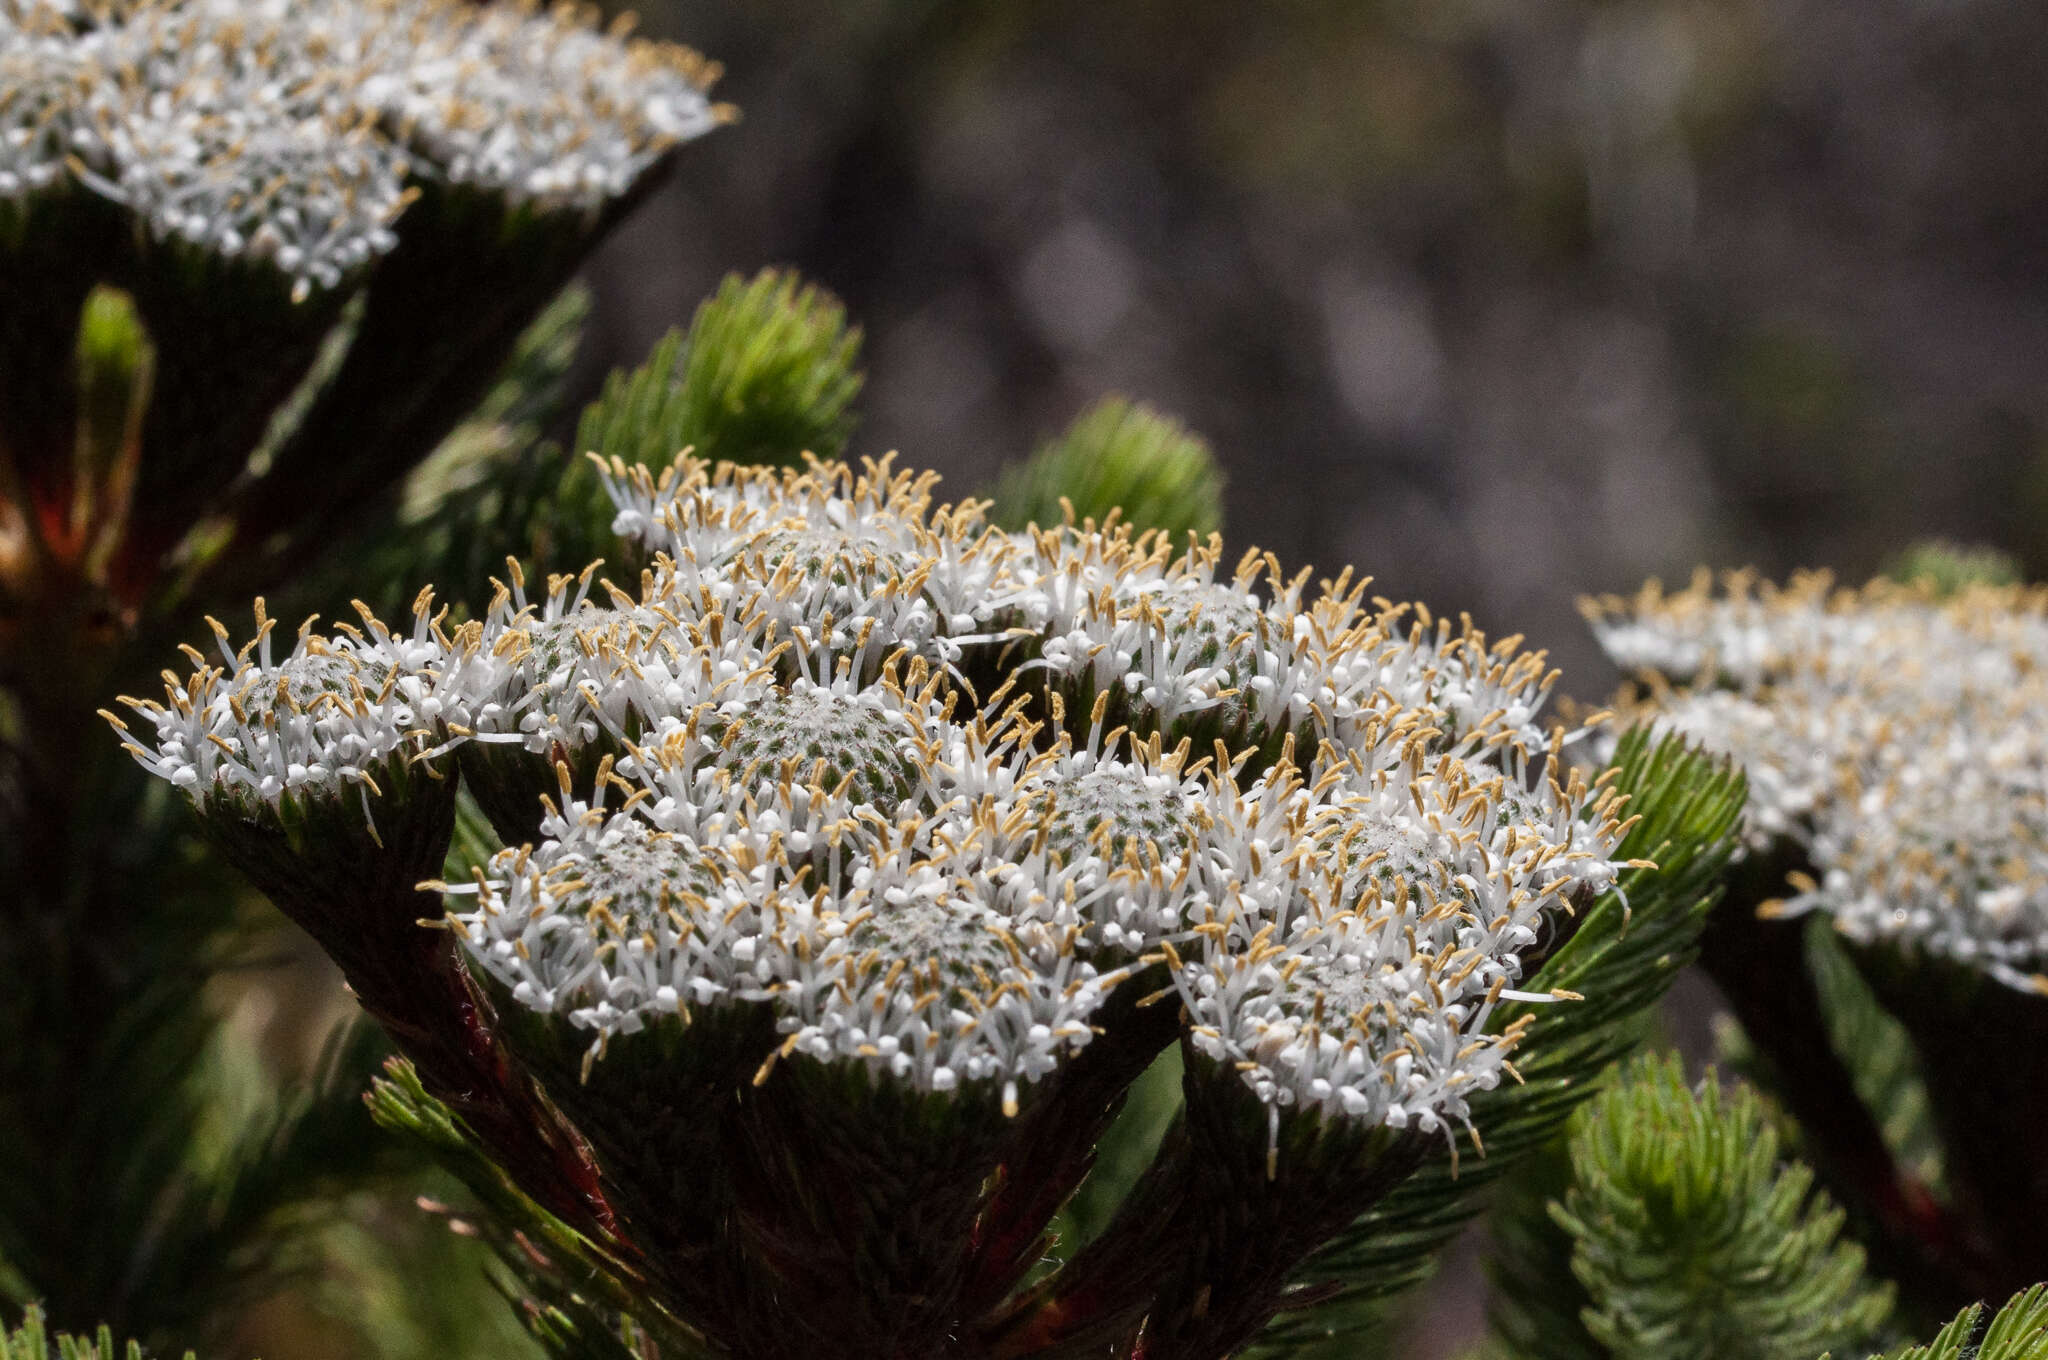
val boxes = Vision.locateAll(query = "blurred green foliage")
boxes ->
[991,396,1225,541]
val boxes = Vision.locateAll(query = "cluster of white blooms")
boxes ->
[1170,732,1630,1149]
[600,457,1571,760]
[105,591,450,812]
[1586,572,2048,991]
[0,0,724,297]
[119,457,1634,1145]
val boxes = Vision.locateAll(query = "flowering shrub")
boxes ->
[1589,563,2048,1311]
[102,455,1735,1358]
[19,3,2045,1356]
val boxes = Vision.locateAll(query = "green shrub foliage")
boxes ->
[1550,1055,1892,1360]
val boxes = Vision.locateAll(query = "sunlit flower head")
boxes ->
[3,0,726,298]
[118,456,1632,1152]
[105,591,449,814]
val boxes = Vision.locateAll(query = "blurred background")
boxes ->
[578,0,2048,702]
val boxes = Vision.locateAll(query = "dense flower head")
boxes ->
[1,0,725,296]
[1172,740,1627,1141]
[105,591,449,811]
[1586,571,2048,991]
[119,455,1634,1149]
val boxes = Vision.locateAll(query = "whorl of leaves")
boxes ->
[574,269,863,475]
[1553,1054,1892,1360]
[507,268,864,575]
[991,395,1225,541]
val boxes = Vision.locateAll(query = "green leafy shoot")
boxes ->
[1882,540,2020,595]
[1,1307,191,1360]
[575,268,863,473]
[1856,1285,2048,1360]
[990,395,1224,541]
[1552,1054,1891,1360]
[1254,730,1746,1354]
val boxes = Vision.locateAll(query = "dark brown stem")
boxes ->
[959,973,1186,1321]
[1849,944,2048,1299]
[1700,852,1989,1308]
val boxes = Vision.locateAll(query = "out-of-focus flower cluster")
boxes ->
[1586,571,2048,991]
[115,456,1633,1151]
[0,0,725,297]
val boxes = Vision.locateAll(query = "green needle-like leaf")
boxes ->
[1554,1054,1891,1360]
[2,1306,192,1360]
[1857,1285,2048,1360]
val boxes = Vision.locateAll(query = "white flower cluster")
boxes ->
[1586,572,2048,991]
[599,456,1572,761]
[105,592,450,812]
[119,457,1632,1144]
[1,0,724,297]
[1169,737,1629,1148]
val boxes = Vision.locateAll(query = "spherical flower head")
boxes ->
[440,559,780,839]
[105,594,463,954]
[717,673,928,816]
[61,3,414,292]
[1590,570,2048,991]
[449,798,761,1040]
[1002,530,1290,738]
[9,0,726,297]
[777,891,1122,1116]
[1037,758,1196,871]
[971,729,1214,956]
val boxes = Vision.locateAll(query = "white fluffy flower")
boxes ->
[123,456,1634,1145]
[106,593,450,811]
[4,0,725,297]
[1589,572,2048,990]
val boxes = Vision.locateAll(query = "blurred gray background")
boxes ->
[579,0,2048,706]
